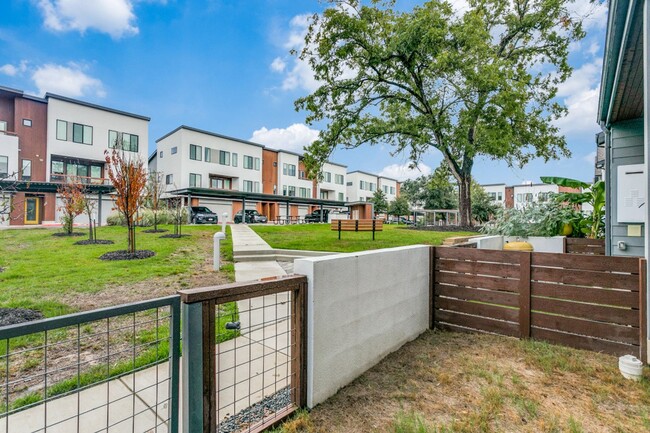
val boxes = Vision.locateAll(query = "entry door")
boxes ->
[24,197,40,225]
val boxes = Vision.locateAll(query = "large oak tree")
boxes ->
[297,0,586,225]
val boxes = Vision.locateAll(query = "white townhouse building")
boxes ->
[481,183,507,206]
[150,126,348,222]
[378,176,399,202]
[346,171,380,203]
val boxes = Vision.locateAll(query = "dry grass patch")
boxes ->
[272,331,650,433]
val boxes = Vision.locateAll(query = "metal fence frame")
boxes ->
[0,295,181,433]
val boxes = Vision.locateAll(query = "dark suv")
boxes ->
[234,209,268,224]
[304,209,330,223]
[190,206,218,224]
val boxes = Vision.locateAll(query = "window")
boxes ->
[283,163,296,176]
[189,173,201,187]
[21,160,31,181]
[254,157,260,171]
[323,172,332,183]
[204,148,212,163]
[299,187,310,198]
[51,160,64,177]
[210,177,232,190]
[299,170,306,179]
[51,158,103,183]
[488,192,497,201]
[369,183,376,192]
[243,180,260,193]
[346,181,353,186]
[497,192,503,201]
[282,185,296,196]
[190,144,202,161]
[390,186,395,194]
[320,191,328,199]
[159,151,163,159]
[360,180,365,190]
[232,153,238,167]
[171,146,178,155]
[383,185,389,193]
[244,155,254,169]
[56,120,67,140]
[335,174,344,185]
[538,192,550,202]
[166,174,173,185]
[338,192,344,201]
[22,119,32,127]
[219,150,230,166]
[0,121,6,132]
[0,156,8,178]
[72,123,92,145]
[108,130,139,152]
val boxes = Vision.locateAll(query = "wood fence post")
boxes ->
[430,246,436,330]
[519,252,531,339]
[563,237,567,254]
[640,259,647,363]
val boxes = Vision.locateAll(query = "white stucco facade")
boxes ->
[155,127,263,192]
[0,133,19,179]
[46,95,150,181]
[481,183,506,206]
[511,183,558,209]
[378,176,398,202]
[346,171,379,202]
[277,151,313,198]
[317,162,347,202]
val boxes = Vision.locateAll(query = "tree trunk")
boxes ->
[458,175,472,226]
[128,224,135,254]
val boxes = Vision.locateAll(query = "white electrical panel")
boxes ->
[617,164,646,223]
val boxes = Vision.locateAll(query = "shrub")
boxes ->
[106,208,188,227]
[482,202,581,238]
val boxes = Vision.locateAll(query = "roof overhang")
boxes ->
[170,187,346,207]
[0,180,115,194]
[598,0,645,126]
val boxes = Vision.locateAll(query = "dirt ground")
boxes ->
[279,331,650,433]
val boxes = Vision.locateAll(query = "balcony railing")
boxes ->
[50,175,112,186]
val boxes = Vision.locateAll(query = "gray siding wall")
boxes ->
[607,118,645,257]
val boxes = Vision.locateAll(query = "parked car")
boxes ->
[388,216,414,225]
[304,209,330,223]
[190,206,218,224]
[234,209,268,224]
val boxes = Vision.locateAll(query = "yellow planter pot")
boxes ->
[503,241,534,252]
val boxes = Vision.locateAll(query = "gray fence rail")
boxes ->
[0,296,181,433]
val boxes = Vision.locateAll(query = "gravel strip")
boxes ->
[217,387,291,433]
[159,234,190,239]
[99,250,156,260]
[52,232,85,237]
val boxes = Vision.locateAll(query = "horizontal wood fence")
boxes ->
[431,247,647,361]
[564,238,606,255]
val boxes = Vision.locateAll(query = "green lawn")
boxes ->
[0,224,233,317]
[251,223,476,252]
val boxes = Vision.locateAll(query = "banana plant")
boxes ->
[540,177,605,239]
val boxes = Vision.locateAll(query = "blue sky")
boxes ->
[0,0,608,185]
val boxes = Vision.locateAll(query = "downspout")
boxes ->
[604,127,612,257]
[643,0,650,357]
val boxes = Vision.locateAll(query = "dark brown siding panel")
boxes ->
[14,98,48,182]
[0,97,15,130]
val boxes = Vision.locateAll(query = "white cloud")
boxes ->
[32,64,105,98]
[554,59,602,136]
[378,162,432,182]
[568,0,608,31]
[270,57,286,73]
[37,0,138,38]
[250,123,320,153]
[0,61,27,77]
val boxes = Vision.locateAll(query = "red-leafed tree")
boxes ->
[57,179,85,235]
[104,150,148,254]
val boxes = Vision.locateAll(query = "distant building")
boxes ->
[481,182,581,210]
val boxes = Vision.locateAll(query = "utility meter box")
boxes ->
[617,164,646,223]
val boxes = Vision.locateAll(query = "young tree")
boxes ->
[471,181,498,224]
[80,189,98,241]
[388,195,410,218]
[57,180,85,235]
[297,0,586,226]
[168,196,186,237]
[369,189,388,215]
[145,171,167,232]
[104,150,147,254]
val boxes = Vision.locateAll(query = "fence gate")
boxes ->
[431,246,647,361]
[179,275,307,433]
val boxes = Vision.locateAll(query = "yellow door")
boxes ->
[24,197,40,225]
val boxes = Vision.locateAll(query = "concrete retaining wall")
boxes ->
[472,235,565,253]
[294,245,430,408]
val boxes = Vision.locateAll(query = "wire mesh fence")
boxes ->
[179,275,307,433]
[0,296,180,433]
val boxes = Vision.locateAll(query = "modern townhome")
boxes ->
[150,126,347,222]
[0,86,149,226]
[346,170,400,203]
[480,182,582,210]
[597,0,646,258]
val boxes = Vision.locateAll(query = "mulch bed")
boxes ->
[74,239,115,245]
[52,232,85,237]
[410,225,482,232]
[99,250,156,261]
[142,229,169,233]
[159,234,190,239]
[0,308,44,326]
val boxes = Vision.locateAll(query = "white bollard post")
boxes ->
[213,231,226,270]
[221,212,228,233]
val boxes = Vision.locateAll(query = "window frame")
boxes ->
[21,159,32,181]
[0,155,8,178]
[189,144,202,161]
[56,120,67,140]
[189,173,202,187]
